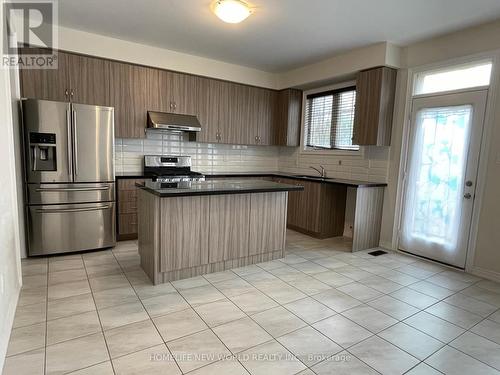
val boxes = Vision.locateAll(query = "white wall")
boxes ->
[380,18,500,279]
[0,0,23,369]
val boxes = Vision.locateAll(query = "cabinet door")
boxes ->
[274,89,302,146]
[227,83,250,145]
[19,48,70,101]
[208,194,250,262]
[110,62,159,138]
[249,192,287,255]
[68,54,110,106]
[215,80,232,143]
[257,89,275,146]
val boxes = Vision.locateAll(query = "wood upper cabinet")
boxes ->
[353,66,397,146]
[109,62,159,138]
[19,48,71,102]
[20,49,110,106]
[274,89,302,147]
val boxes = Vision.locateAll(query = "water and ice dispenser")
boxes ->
[29,132,57,171]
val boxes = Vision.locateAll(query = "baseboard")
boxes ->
[469,266,500,283]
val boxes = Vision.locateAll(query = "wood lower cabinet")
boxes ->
[274,177,346,238]
[117,178,145,240]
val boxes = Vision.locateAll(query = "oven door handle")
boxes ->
[35,186,111,192]
[35,205,111,214]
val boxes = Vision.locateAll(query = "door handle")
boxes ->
[464,193,472,199]
[35,205,111,213]
[35,186,111,192]
[72,109,78,176]
[66,109,73,177]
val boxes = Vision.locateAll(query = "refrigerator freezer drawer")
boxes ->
[27,183,115,205]
[27,202,116,256]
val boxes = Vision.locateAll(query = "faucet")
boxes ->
[309,165,326,178]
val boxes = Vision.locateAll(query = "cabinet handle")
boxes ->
[70,89,74,97]
[65,89,69,98]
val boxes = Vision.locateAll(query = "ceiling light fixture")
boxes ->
[212,0,252,24]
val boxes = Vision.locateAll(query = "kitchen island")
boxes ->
[136,179,303,284]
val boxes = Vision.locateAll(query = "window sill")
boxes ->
[299,147,363,157]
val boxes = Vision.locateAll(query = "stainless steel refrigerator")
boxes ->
[21,99,116,256]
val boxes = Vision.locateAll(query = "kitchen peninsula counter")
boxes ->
[136,179,303,284]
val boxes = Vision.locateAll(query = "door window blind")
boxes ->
[305,86,358,150]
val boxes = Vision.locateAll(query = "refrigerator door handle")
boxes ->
[66,109,73,177]
[35,204,111,214]
[72,109,78,176]
[35,185,111,192]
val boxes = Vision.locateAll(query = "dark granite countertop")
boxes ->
[117,171,386,188]
[136,179,304,197]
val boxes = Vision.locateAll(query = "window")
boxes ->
[414,60,492,95]
[304,86,358,151]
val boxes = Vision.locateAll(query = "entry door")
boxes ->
[399,90,487,268]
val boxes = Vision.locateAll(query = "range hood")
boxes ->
[147,111,201,132]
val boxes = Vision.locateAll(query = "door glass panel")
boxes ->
[401,105,472,252]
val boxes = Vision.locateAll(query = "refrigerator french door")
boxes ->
[22,99,116,256]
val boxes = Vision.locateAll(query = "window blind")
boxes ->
[305,86,358,150]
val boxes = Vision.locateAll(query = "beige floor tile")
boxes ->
[49,258,84,273]
[17,287,47,307]
[333,266,373,281]
[476,280,500,294]
[312,257,349,270]
[68,361,114,375]
[256,281,308,304]
[405,363,442,375]
[93,286,139,309]
[490,309,500,324]
[286,276,332,295]
[238,340,306,375]
[212,317,272,353]
[426,345,499,375]
[397,264,437,279]
[229,289,278,314]
[48,268,87,286]
[268,266,306,282]
[48,279,91,301]
[22,274,48,290]
[47,310,101,345]
[367,295,419,320]
[187,358,248,375]
[13,302,46,328]
[98,301,149,330]
[444,293,498,317]
[426,273,474,291]
[312,289,362,312]
[168,329,231,373]
[194,299,246,327]
[450,332,500,370]
[47,293,95,320]
[252,306,306,337]
[342,305,398,333]
[7,322,46,356]
[86,263,123,278]
[291,261,329,274]
[141,291,190,317]
[404,311,465,343]
[154,308,208,342]
[359,275,403,294]
[312,270,354,287]
[425,301,483,329]
[172,276,210,290]
[213,278,256,297]
[378,322,444,360]
[277,326,342,366]
[112,344,181,375]
[89,273,130,292]
[2,348,45,375]
[461,286,500,307]
[336,282,383,302]
[471,319,500,345]
[390,287,439,309]
[312,351,379,375]
[45,332,109,375]
[378,269,420,286]
[104,319,163,358]
[21,262,48,277]
[313,314,372,348]
[202,270,238,283]
[242,270,279,284]
[179,285,226,306]
[283,297,336,324]
[133,281,177,299]
[349,336,419,374]
[408,281,456,299]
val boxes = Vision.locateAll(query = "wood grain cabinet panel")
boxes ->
[353,67,397,146]
[249,192,287,255]
[109,62,159,138]
[159,196,210,272]
[117,179,145,240]
[274,89,302,146]
[67,54,110,106]
[208,194,250,262]
[19,48,70,102]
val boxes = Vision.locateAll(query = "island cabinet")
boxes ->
[117,178,146,240]
[138,190,288,284]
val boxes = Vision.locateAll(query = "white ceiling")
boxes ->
[59,0,500,72]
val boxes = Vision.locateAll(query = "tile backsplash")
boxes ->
[115,131,389,183]
[114,131,280,175]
